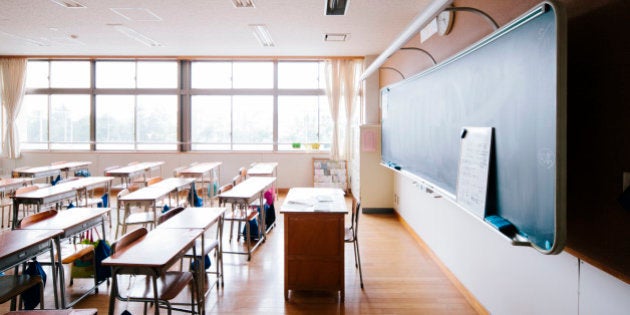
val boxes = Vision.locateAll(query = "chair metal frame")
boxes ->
[345,199,364,289]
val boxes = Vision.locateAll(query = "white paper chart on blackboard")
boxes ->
[456,127,493,218]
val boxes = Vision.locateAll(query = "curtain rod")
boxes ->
[360,0,453,81]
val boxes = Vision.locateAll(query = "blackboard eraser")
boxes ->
[485,215,516,236]
[394,165,401,170]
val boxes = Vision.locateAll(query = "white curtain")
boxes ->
[325,58,361,160]
[0,57,28,159]
[341,59,360,160]
[325,59,342,160]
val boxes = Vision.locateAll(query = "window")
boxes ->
[20,60,91,150]
[49,95,90,150]
[191,96,231,150]
[277,96,331,150]
[96,95,135,150]
[190,60,329,151]
[22,59,336,152]
[18,95,48,150]
[232,95,273,150]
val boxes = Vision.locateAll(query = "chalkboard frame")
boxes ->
[380,2,567,254]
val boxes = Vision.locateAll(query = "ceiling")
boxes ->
[0,0,433,57]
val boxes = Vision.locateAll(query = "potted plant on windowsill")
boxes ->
[292,142,301,149]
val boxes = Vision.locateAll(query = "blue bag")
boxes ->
[21,260,47,310]
[241,216,260,241]
[190,254,212,270]
[94,240,112,282]
[74,169,91,177]
[187,182,203,207]
[98,193,109,208]
[51,174,61,185]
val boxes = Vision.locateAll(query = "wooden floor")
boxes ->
[1,194,478,314]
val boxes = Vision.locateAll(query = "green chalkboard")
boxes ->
[381,3,566,254]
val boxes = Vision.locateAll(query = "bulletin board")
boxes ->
[313,158,348,192]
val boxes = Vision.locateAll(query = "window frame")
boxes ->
[22,58,335,152]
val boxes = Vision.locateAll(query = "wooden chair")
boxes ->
[0,274,45,310]
[18,210,98,290]
[238,167,247,180]
[145,176,163,186]
[11,166,31,178]
[115,189,155,238]
[156,206,185,225]
[231,175,242,187]
[159,206,224,290]
[345,199,364,289]
[110,227,197,315]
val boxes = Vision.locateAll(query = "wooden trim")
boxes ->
[564,247,630,286]
[394,211,489,315]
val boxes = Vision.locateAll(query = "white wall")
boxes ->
[394,173,630,314]
[2,151,328,188]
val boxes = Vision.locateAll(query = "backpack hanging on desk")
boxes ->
[188,182,203,207]
[94,239,112,282]
[264,189,276,228]
[21,260,47,310]
[241,216,260,241]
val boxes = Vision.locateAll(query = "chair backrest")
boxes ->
[11,166,31,178]
[232,174,242,186]
[146,176,163,186]
[173,166,186,177]
[15,185,38,196]
[157,206,185,225]
[351,199,361,238]
[18,210,58,228]
[111,227,148,255]
[217,183,233,195]
[239,166,247,179]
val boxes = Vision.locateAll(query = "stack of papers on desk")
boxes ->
[314,202,331,211]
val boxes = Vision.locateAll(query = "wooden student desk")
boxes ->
[0,178,34,228]
[11,177,113,229]
[247,162,278,201]
[176,162,222,205]
[115,177,195,237]
[0,178,34,194]
[0,229,62,310]
[102,228,203,315]
[13,162,92,180]
[280,187,348,302]
[217,177,276,261]
[156,207,226,311]
[17,207,110,309]
[104,161,164,187]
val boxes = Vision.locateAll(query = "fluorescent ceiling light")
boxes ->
[113,25,163,47]
[111,8,162,21]
[0,31,49,46]
[232,0,255,8]
[324,33,348,42]
[250,24,275,47]
[325,0,348,15]
[50,0,86,8]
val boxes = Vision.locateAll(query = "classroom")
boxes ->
[0,0,628,314]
